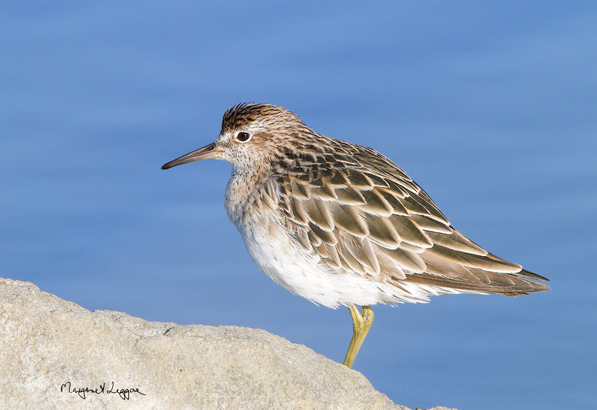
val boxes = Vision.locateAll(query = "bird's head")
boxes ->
[161,103,314,172]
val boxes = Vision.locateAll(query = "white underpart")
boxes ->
[225,174,476,308]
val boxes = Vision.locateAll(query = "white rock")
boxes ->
[0,278,455,410]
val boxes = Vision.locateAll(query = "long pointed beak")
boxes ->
[161,142,218,170]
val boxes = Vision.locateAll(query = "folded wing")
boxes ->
[274,144,550,297]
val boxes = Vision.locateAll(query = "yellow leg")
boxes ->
[343,305,374,368]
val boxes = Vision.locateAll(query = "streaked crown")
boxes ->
[221,103,306,134]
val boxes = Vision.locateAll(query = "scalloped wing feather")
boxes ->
[276,160,549,296]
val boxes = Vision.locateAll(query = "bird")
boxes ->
[161,103,550,368]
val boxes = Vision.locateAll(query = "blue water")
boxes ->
[2,2,596,409]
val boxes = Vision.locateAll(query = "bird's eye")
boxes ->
[235,132,252,142]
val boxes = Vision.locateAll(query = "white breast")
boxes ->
[224,173,453,308]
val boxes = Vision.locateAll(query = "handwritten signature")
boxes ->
[60,381,146,400]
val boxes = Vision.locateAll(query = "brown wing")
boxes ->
[275,146,549,296]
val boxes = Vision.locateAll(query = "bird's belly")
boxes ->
[234,211,393,308]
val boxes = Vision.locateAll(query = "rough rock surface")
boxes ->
[0,278,455,410]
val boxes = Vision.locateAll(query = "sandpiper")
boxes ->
[162,103,549,368]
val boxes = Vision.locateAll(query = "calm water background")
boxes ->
[2,2,596,409]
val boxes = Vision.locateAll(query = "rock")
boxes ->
[0,278,455,410]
